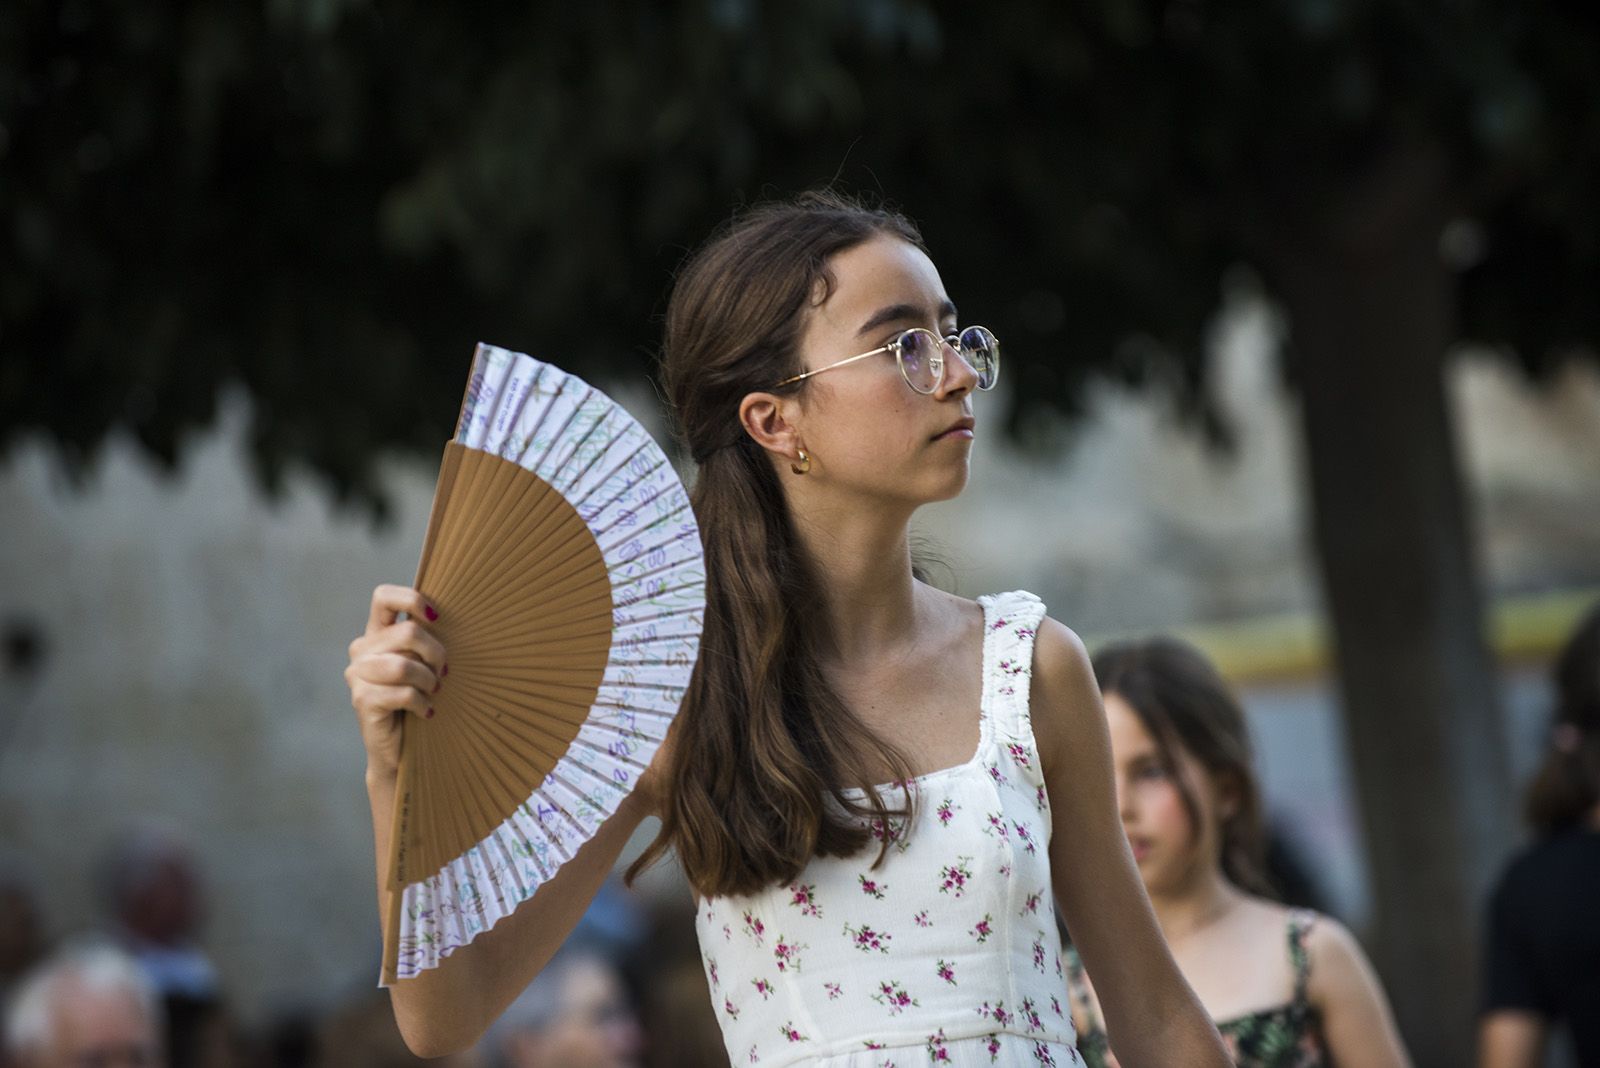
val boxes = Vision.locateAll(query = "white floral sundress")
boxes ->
[695,590,1082,1067]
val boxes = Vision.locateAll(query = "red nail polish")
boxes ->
[441,663,449,678]
[424,605,438,621]
[424,707,435,719]
[432,680,441,694]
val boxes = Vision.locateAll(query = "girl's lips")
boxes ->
[1129,840,1152,861]
[933,428,975,441]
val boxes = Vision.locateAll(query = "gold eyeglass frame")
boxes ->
[772,325,1000,394]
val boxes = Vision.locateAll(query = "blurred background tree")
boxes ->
[4,1,1597,1060]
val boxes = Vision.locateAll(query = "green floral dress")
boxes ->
[1064,910,1329,1068]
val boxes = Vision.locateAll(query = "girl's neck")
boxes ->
[1149,867,1244,944]
[789,501,920,660]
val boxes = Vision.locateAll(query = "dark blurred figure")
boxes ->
[98,828,231,1068]
[2,942,165,1068]
[479,949,641,1068]
[0,855,49,1010]
[1480,602,1600,1068]
[632,898,726,1068]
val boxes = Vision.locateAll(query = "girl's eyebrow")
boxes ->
[856,300,959,337]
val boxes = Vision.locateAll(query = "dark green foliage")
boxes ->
[3,1,1596,513]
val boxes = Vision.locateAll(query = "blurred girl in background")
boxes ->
[1065,637,1411,1068]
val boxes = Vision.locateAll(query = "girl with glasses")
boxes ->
[344,191,1231,1066]
[1067,638,1411,1068]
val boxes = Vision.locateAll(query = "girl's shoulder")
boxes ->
[1238,898,1375,1008]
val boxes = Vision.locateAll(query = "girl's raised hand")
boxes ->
[344,584,447,779]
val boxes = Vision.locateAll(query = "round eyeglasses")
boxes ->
[773,325,1000,395]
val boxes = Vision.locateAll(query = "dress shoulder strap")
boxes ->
[1287,908,1319,1005]
[979,590,1048,741]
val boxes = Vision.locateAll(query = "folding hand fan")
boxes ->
[381,342,705,983]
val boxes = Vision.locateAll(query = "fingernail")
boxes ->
[432,679,441,694]
[441,663,449,678]
[424,707,435,719]
[424,605,439,621]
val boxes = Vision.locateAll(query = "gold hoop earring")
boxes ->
[791,448,811,475]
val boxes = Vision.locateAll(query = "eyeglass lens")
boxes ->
[897,328,998,393]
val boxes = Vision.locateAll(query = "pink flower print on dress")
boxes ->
[936,798,960,826]
[1021,891,1043,916]
[708,958,719,988]
[1022,997,1045,1033]
[977,1000,1013,1027]
[748,1045,758,1064]
[825,981,843,1000]
[914,909,932,928]
[983,812,1010,841]
[858,874,888,899]
[926,1029,951,1062]
[872,980,919,1015]
[1032,937,1047,972]
[972,913,995,944]
[1036,784,1050,811]
[1051,994,1064,1017]
[988,764,1007,787]
[723,997,739,1020]
[751,977,774,1000]
[779,1021,805,1043]
[992,616,1009,631]
[936,958,957,985]
[1015,625,1036,640]
[1033,1041,1058,1066]
[741,910,766,943]
[1007,742,1033,770]
[864,1041,886,1051]
[1014,820,1038,855]
[722,923,732,941]
[844,922,892,953]
[999,862,1013,879]
[788,882,822,918]
[986,1035,1003,1062]
[773,936,806,973]
[938,857,974,898]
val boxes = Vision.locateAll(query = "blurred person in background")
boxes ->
[478,948,642,1068]
[1067,637,1411,1067]
[2,941,165,1068]
[1479,601,1600,1068]
[0,854,49,1009]
[98,828,231,1068]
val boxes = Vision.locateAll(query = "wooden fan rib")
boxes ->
[444,672,603,722]
[443,628,612,662]
[422,454,557,613]
[450,524,609,623]
[416,444,502,604]
[431,679,580,767]
[448,566,611,644]
[429,480,599,620]
[412,719,507,884]
[437,681,582,767]
[409,714,489,884]
[437,717,545,870]
[426,456,587,613]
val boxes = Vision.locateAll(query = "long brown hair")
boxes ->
[1525,601,1600,835]
[1092,637,1273,895]
[627,191,924,897]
